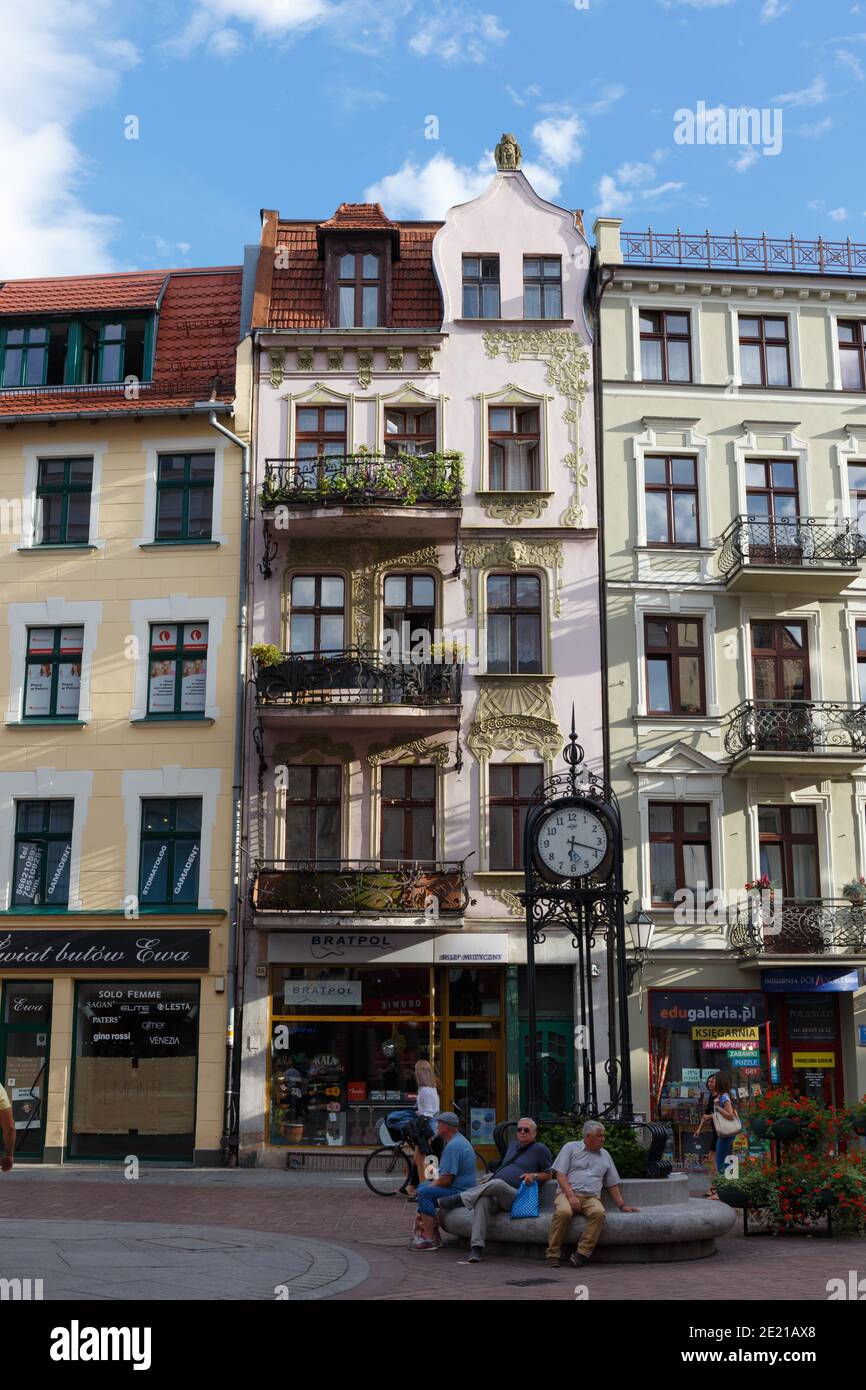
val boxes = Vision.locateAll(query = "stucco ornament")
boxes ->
[461,539,563,617]
[357,348,374,389]
[480,493,549,526]
[268,350,285,389]
[485,887,524,917]
[495,133,523,171]
[368,739,451,768]
[467,678,561,762]
[483,329,590,527]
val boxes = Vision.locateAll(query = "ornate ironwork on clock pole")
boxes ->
[521,711,634,1121]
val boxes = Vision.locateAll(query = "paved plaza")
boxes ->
[0,1166,861,1301]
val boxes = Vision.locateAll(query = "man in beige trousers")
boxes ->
[546,1120,638,1267]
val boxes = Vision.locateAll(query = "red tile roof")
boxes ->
[0,267,242,418]
[318,203,396,231]
[267,220,442,330]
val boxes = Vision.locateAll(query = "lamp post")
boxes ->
[625,906,656,992]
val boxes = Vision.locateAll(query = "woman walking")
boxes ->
[694,1071,739,1196]
[405,1060,441,1200]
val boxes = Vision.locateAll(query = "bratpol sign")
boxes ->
[0,930,210,969]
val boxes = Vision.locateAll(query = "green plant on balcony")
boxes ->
[250,643,281,668]
[261,450,463,508]
[842,875,866,905]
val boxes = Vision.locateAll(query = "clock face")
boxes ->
[534,804,609,880]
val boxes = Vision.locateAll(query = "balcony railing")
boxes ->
[254,648,462,707]
[250,860,470,915]
[261,452,463,509]
[622,228,866,276]
[725,700,866,758]
[719,515,866,579]
[728,899,866,957]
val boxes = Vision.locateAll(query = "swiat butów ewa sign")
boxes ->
[0,930,210,969]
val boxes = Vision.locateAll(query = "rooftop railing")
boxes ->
[621,228,866,276]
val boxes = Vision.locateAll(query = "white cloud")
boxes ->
[532,116,585,168]
[837,47,865,79]
[364,145,564,220]
[760,0,788,20]
[772,75,828,106]
[586,84,627,115]
[730,147,759,172]
[798,116,834,137]
[209,27,244,57]
[408,5,507,64]
[658,0,734,8]
[594,158,683,216]
[506,83,542,107]
[830,206,849,221]
[167,0,334,54]
[0,2,138,276]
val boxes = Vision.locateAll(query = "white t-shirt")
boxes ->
[416,1086,439,1119]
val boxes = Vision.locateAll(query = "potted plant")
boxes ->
[847,1097,866,1137]
[842,875,866,906]
[251,643,281,669]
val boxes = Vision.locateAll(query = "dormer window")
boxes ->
[0,316,151,388]
[337,252,381,327]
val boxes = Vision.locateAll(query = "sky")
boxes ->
[2,0,866,277]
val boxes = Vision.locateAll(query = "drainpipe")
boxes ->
[204,407,250,1165]
[588,255,616,782]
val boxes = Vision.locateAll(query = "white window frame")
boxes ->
[629,299,703,385]
[7,598,102,724]
[129,596,227,722]
[834,426,866,526]
[477,565,552,675]
[728,306,802,390]
[476,384,552,494]
[0,769,93,911]
[737,600,823,702]
[634,589,719,720]
[284,381,355,458]
[745,784,832,900]
[121,767,221,911]
[631,418,710,553]
[19,442,106,550]
[633,753,726,931]
[137,435,228,547]
[374,382,446,453]
[733,423,810,518]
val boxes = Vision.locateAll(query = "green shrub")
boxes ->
[537,1119,648,1179]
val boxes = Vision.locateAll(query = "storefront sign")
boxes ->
[761,968,860,993]
[786,996,836,1043]
[436,934,508,964]
[651,992,764,1027]
[269,933,436,965]
[0,930,210,970]
[283,980,362,1007]
[692,1026,759,1041]
[470,1108,496,1144]
[792,1052,835,1069]
[682,1068,716,1082]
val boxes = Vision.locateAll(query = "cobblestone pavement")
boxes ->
[0,1166,860,1301]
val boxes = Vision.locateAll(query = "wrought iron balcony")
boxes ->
[254,648,462,708]
[718,515,866,591]
[622,227,866,275]
[250,859,470,916]
[728,899,866,958]
[261,451,463,510]
[725,699,866,765]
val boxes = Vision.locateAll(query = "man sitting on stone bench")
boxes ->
[547,1120,639,1268]
[438,1117,553,1263]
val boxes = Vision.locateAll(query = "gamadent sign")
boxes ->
[761,968,861,993]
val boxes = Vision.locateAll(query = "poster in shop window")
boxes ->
[24,663,52,716]
[56,662,81,716]
[180,657,206,713]
[148,659,177,714]
[14,843,42,904]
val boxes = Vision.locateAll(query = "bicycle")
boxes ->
[362,1101,487,1196]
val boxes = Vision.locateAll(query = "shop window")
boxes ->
[488,406,540,490]
[648,802,712,905]
[12,801,73,908]
[69,981,199,1159]
[384,407,436,457]
[138,798,202,909]
[488,764,544,870]
[155,453,214,542]
[282,766,341,862]
[448,968,502,1039]
[0,981,53,1159]
[23,626,83,720]
[35,458,93,545]
[146,623,208,718]
[523,257,562,319]
[380,765,436,863]
[486,573,542,674]
[289,574,345,655]
[272,966,431,1017]
[645,617,705,716]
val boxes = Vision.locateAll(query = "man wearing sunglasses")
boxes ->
[438,1117,553,1263]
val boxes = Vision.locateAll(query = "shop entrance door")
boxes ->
[448,1043,501,1155]
[519,1021,574,1119]
[780,993,843,1107]
[0,981,53,1162]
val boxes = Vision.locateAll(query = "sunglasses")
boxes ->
[516,1127,533,1133]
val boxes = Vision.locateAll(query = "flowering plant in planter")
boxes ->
[250,643,282,669]
[743,1088,833,1149]
[715,1150,866,1235]
[744,873,776,895]
[842,875,866,903]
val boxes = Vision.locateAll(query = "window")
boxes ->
[294,407,347,486]
[739,315,790,387]
[648,802,712,905]
[488,406,540,490]
[644,455,699,545]
[337,252,381,328]
[639,311,691,382]
[35,458,93,545]
[13,801,73,908]
[849,463,866,537]
[489,764,544,870]
[80,319,147,384]
[282,766,341,862]
[289,574,345,654]
[138,799,202,908]
[383,573,435,658]
[857,623,866,703]
[838,320,866,391]
[147,623,208,718]
[523,258,562,319]
[645,617,705,715]
[23,627,83,719]
[751,621,809,703]
[384,408,435,457]
[462,257,500,318]
[155,453,214,541]
[1,324,68,387]
[487,574,542,674]
[745,459,800,560]
[758,805,819,900]
[381,765,436,863]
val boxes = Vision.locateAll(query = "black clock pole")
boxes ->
[524,894,541,1121]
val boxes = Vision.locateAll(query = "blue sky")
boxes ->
[3,0,866,276]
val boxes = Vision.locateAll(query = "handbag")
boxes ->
[712,1107,742,1137]
[510,1181,540,1219]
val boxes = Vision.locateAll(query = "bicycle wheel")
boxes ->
[363,1146,414,1196]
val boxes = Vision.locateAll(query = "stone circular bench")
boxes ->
[439,1174,736,1263]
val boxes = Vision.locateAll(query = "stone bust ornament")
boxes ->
[495,133,522,171]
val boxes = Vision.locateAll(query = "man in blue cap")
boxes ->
[411,1111,477,1251]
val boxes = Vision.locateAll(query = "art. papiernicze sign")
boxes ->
[0,930,210,970]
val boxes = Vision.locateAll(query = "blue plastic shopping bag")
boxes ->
[510,1181,540,1219]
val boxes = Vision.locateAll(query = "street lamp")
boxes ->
[625,906,655,991]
